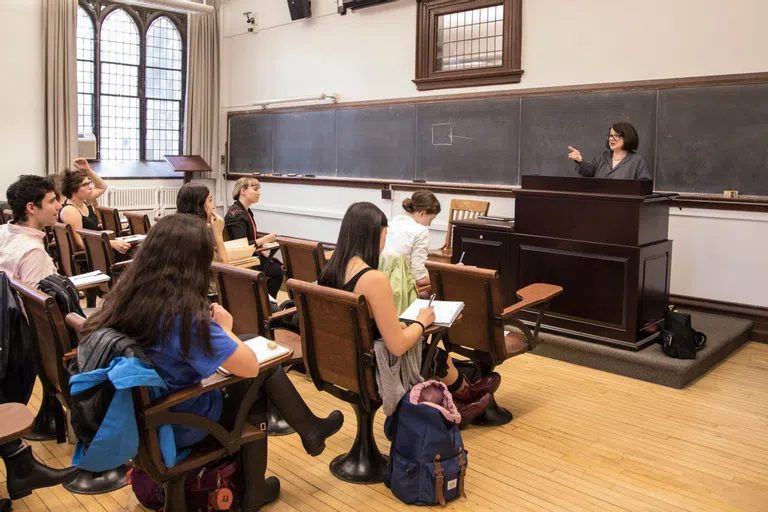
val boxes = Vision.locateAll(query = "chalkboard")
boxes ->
[656,84,768,195]
[519,90,657,178]
[229,114,273,173]
[416,99,520,185]
[274,110,336,175]
[337,105,416,180]
[227,82,768,196]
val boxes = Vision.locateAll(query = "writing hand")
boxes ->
[567,146,583,163]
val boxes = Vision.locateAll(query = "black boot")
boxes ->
[261,366,343,456]
[240,397,280,511]
[23,392,60,442]
[2,445,80,500]
[0,498,10,512]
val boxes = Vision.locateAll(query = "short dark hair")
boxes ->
[82,214,215,358]
[606,122,640,152]
[318,202,388,289]
[60,168,88,199]
[176,184,210,220]
[6,175,58,223]
[402,190,441,215]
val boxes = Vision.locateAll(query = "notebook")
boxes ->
[399,299,464,327]
[217,336,291,376]
[68,271,111,287]
[116,234,146,243]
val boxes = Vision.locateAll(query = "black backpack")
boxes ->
[660,307,706,359]
[38,273,85,318]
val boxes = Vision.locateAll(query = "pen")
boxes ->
[428,294,436,307]
[458,251,466,264]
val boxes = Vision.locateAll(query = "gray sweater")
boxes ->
[576,151,652,180]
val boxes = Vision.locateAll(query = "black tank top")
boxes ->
[342,267,382,340]
[59,200,99,230]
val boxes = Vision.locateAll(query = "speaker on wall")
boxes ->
[287,0,311,20]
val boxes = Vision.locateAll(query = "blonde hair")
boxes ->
[232,177,260,201]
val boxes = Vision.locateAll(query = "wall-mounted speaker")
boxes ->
[287,0,311,20]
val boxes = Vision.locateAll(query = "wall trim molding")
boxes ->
[670,294,768,343]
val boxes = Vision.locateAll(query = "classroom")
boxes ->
[1,0,767,511]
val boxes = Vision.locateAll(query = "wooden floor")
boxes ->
[3,342,768,511]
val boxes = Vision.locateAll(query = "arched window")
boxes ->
[75,1,187,168]
[76,6,95,137]
[146,17,183,161]
[100,9,140,162]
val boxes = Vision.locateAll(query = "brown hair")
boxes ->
[60,168,88,199]
[232,177,260,201]
[402,190,440,215]
[81,214,215,358]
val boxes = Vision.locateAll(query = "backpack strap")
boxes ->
[433,455,445,506]
[457,448,467,499]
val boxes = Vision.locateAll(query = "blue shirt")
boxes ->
[146,317,238,448]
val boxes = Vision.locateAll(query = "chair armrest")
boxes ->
[63,350,77,361]
[65,312,87,333]
[112,259,133,271]
[423,324,447,337]
[500,284,563,319]
[268,307,296,323]
[145,348,294,416]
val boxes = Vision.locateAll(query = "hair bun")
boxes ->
[402,197,414,212]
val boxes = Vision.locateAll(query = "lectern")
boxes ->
[164,155,212,184]
[451,176,674,350]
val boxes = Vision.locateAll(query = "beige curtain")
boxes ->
[43,0,78,176]
[185,0,221,178]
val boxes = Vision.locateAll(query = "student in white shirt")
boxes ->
[383,191,441,298]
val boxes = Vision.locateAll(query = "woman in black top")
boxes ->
[568,122,652,180]
[318,202,499,425]
[225,177,283,298]
[58,159,130,255]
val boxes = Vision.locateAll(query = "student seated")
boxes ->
[58,159,130,256]
[318,202,498,424]
[80,214,343,508]
[225,177,283,299]
[176,183,229,265]
[382,190,440,300]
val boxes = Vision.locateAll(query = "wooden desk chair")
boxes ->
[429,199,490,263]
[1,209,11,225]
[65,317,292,512]
[286,278,387,484]
[52,222,85,278]
[277,236,328,296]
[76,228,132,295]
[95,206,128,237]
[124,211,151,235]
[211,262,302,435]
[425,261,562,425]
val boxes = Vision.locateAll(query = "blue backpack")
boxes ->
[383,381,468,506]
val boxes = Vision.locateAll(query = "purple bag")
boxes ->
[128,455,239,511]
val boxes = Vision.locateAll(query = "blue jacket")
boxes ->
[69,356,186,472]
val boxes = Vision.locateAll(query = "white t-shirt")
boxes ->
[383,215,430,281]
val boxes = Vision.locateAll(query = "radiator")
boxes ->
[105,186,181,218]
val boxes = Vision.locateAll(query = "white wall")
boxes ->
[0,0,45,199]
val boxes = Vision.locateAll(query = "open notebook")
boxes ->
[399,299,464,327]
[68,270,111,287]
[217,336,291,376]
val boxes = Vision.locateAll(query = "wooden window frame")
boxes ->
[414,0,523,91]
[78,0,187,164]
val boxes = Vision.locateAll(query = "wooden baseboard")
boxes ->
[669,294,768,343]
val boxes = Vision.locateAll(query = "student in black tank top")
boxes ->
[318,202,500,425]
[58,160,131,256]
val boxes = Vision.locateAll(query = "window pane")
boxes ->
[435,5,504,71]
[101,63,139,96]
[100,95,139,161]
[146,68,183,100]
[100,9,140,66]
[145,99,181,161]
[76,6,95,136]
[147,17,183,70]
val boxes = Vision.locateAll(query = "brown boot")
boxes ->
[451,373,501,402]
[455,392,493,428]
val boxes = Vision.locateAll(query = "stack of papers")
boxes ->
[218,336,291,376]
[224,238,256,262]
[399,299,464,327]
[69,271,111,287]
[116,234,146,243]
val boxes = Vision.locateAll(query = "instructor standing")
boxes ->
[568,122,652,180]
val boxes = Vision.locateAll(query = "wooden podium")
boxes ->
[164,155,212,183]
[451,176,674,349]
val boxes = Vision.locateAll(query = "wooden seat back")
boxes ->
[211,262,271,337]
[286,278,379,409]
[441,199,490,253]
[77,228,117,293]
[10,279,74,405]
[95,206,122,234]
[277,236,327,284]
[124,211,151,235]
[52,222,83,277]
[0,209,11,225]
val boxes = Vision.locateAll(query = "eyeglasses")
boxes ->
[607,133,623,140]
[80,180,94,188]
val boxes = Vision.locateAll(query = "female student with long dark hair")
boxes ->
[81,214,343,507]
[176,183,229,265]
[318,202,498,424]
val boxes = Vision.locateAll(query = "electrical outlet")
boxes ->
[220,155,226,164]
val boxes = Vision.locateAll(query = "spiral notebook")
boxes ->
[399,299,464,327]
[217,336,291,376]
